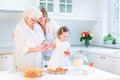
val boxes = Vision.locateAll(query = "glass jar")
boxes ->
[70,51,84,70]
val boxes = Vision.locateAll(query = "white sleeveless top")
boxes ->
[48,38,71,69]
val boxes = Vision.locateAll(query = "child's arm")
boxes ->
[64,44,71,56]
[64,49,70,56]
[52,40,56,49]
[46,39,56,50]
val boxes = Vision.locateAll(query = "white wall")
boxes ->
[0,13,97,47]
[0,12,22,47]
[91,0,113,45]
[0,0,112,47]
[54,19,97,45]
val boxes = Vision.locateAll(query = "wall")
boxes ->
[92,0,112,45]
[0,12,97,47]
[0,12,22,47]
[0,13,98,47]
[0,0,111,47]
[54,19,97,45]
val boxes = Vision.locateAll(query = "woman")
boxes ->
[38,7,60,67]
[13,7,48,69]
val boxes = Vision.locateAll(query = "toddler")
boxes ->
[48,26,71,69]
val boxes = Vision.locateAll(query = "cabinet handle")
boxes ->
[86,54,89,56]
[103,57,106,59]
[114,52,118,54]
[1,56,3,59]
[101,56,106,59]
[5,56,7,58]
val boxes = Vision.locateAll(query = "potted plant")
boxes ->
[80,31,94,47]
[103,34,116,44]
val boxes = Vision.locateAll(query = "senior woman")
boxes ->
[38,7,60,67]
[13,7,48,69]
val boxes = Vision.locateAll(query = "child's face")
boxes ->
[59,32,69,42]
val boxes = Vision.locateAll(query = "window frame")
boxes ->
[38,0,73,14]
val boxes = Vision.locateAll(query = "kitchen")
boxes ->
[0,0,120,80]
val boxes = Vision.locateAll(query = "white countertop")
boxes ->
[0,47,13,52]
[0,47,13,55]
[0,45,120,57]
[71,46,120,58]
[0,66,120,80]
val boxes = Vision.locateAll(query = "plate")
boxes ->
[45,67,68,74]
[17,67,44,78]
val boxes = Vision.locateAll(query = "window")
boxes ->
[39,0,54,12]
[111,0,119,40]
[112,0,120,44]
[59,0,72,13]
[118,0,120,35]
[39,0,73,14]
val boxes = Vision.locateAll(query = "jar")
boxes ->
[70,51,84,70]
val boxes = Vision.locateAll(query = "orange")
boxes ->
[64,51,70,56]
[89,62,94,67]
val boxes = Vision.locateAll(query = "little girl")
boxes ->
[48,26,71,69]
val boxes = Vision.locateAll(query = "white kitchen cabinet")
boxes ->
[96,56,120,75]
[45,0,99,20]
[73,0,100,20]
[39,0,72,13]
[0,0,37,11]
[82,51,120,75]
[0,55,14,71]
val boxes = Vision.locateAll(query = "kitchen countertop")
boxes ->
[0,65,120,80]
[71,45,120,58]
[0,45,120,57]
[0,47,13,55]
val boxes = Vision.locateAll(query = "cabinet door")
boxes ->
[0,55,14,71]
[82,52,112,69]
[0,55,6,71]
[4,55,14,71]
[111,58,120,75]
[97,56,120,75]
[84,53,117,72]
[83,52,120,75]
[89,54,105,69]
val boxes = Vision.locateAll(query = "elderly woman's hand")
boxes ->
[43,41,50,46]
[42,41,53,50]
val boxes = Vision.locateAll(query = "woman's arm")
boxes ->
[28,44,47,52]
[14,30,48,54]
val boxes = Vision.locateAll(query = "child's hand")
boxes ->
[40,44,48,51]
[42,41,53,51]
[43,41,50,47]
[64,50,70,56]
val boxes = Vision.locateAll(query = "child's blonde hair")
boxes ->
[57,26,70,37]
